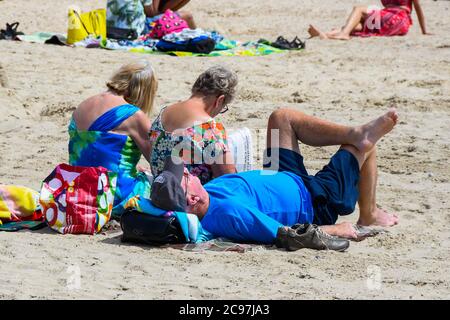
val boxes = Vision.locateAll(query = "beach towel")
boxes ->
[127,40,284,57]
[0,220,47,232]
[163,238,264,253]
[97,33,282,57]
[153,41,284,57]
[16,26,283,57]
[0,185,41,225]
[16,32,67,45]
[98,29,229,54]
[0,185,44,232]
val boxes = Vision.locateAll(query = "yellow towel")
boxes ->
[0,185,40,224]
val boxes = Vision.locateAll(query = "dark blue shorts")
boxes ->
[263,148,360,225]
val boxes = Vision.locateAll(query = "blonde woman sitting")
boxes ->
[69,61,157,217]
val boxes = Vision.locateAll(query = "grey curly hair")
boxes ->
[191,66,238,105]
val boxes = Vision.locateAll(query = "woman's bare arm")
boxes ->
[211,150,237,178]
[127,111,153,163]
[413,0,430,35]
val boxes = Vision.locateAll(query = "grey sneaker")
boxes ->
[275,227,288,248]
[275,224,303,248]
[276,224,350,252]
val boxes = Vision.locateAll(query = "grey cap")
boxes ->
[150,157,186,212]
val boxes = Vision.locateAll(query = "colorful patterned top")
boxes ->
[69,104,151,217]
[149,106,230,185]
[107,0,153,36]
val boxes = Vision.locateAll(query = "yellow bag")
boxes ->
[67,8,106,44]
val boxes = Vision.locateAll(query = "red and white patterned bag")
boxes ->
[39,163,117,234]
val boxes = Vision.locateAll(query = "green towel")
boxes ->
[130,42,285,57]
[16,32,67,45]
[0,220,47,232]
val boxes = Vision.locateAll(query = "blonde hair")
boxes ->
[106,61,158,115]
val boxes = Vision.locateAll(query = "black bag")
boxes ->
[107,27,138,40]
[156,36,216,54]
[120,209,186,246]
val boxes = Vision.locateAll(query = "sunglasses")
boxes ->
[183,171,190,200]
[219,104,229,114]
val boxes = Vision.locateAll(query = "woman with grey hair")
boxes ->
[149,65,238,184]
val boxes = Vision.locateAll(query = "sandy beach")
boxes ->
[0,0,449,299]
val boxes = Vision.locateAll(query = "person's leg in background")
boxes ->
[158,0,191,12]
[308,5,369,40]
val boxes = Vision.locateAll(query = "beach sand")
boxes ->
[0,0,449,299]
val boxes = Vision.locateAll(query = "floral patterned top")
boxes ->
[107,0,153,36]
[149,106,229,185]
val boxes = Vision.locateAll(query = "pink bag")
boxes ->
[149,9,188,39]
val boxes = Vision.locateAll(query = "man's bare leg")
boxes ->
[320,144,398,238]
[356,147,399,227]
[336,144,399,228]
[266,108,399,153]
[267,109,399,237]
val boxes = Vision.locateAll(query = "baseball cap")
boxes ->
[150,157,187,212]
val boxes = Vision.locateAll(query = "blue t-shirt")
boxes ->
[201,170,314,244]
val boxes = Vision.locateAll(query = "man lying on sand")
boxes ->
[150,108,399,251]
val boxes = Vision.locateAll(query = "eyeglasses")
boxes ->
[219,104,229,114]
[183,171,190,200]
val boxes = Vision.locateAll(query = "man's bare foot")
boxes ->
[308,25,328,39]
[328,32,351,40]
[352,108,399,152]
[358,207,399,227]
[320,222,358,240]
